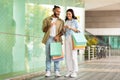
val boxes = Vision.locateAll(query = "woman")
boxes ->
[64,9,80,78]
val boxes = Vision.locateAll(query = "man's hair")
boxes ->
[53,5,60,10]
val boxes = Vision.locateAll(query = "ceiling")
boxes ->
[85,0,120,11]
[85,0,120,35]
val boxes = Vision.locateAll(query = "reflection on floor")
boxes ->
[29,56,120,80]
[31,56,120,80]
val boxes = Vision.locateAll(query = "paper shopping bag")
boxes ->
[52,52,64,61]
[50,42,62,56]
[72,33,87,49]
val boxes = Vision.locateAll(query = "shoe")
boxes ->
[70,72,77,78]
[64,72,72,77]
[45,71,51,77]
[55,71,61,77]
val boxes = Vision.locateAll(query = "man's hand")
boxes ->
[51,22,56,26]
[64,25,69,29]
[54,35,60,42]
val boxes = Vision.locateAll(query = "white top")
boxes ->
[50,18,57,37]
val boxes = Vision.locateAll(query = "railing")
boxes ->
[85,45,110,60]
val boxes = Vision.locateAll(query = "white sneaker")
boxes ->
[64,72,72,77]
[55,71,61,77]
[70,72,77,78]
[45,71,51,77]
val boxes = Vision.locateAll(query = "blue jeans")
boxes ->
[45,36,60,72]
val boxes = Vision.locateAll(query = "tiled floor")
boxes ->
[30,56,120,80]
[8,56,120,80]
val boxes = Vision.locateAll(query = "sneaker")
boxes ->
[64,72,72,77]
[45,71,51,77]
[70,72,77,78]
[55,71,61,77]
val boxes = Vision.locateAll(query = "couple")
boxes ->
[42,5,80,78]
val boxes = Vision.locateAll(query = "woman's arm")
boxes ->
[64,25,80,33]
[69,26,80,33]
[64,20,80,33]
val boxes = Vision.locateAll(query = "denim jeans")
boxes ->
[45,36,60,72]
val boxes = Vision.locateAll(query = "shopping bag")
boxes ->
[72,33,87,49]
[52,52,64,61]
[72,39,86,49]
[50,42,62,56]
[72,33,87,45]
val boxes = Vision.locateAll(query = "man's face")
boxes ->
[53,8,61,18]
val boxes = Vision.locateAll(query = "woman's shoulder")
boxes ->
[72,19,78,24]
[72,19,78,22]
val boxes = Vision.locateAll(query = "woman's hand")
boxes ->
[75,29,80,33]
[64,25,80,33]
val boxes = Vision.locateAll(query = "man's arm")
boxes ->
[58,21,65,37]
[54,21,65,41]
[42,18,49,32]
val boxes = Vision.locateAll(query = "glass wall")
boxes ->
[94,36,120,49]
[0,0,84,79]
[109,36,120,49]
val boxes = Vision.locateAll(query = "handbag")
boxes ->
[50,42,62,56]
[72,33,87,49]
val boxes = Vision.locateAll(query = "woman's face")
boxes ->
[66,11,72,20]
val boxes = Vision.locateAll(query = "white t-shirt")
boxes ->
[50,18,57,37]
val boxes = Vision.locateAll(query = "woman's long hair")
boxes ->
[65,9,77,21]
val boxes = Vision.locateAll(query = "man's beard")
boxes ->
[54,13,59,18]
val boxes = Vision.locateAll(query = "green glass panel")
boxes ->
[0,0,84,79]
[0,0,15,35]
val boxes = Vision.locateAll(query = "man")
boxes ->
[42,5,64,77]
